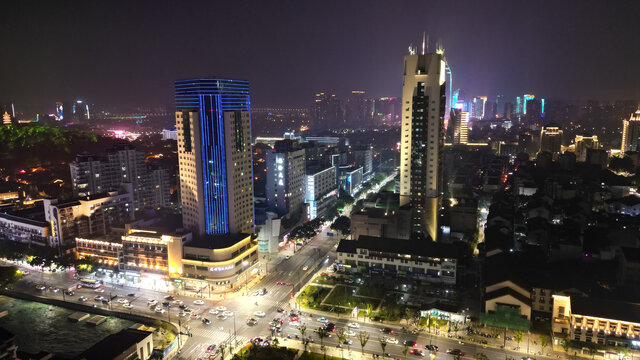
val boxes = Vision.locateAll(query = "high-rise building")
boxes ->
[574,135,599,162]
[175,78,254,237]
[305,165,337,220]
[69,144,170,211]
[55,102,64,121]
[484,100,496,119]
[539,125,563,158]
[525,98,542,122]
[471,96,487,119]
[314,92,344,129]
[516,96,522,116]
[621,109,640,154]
[399,48,447,241]
[451,109,469,145]
[523,94,535,115]
[266,140,306,218]
[345,91,372,128]
[496,95,505,118]
[504,102,514,120]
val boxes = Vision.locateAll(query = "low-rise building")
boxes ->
[182,233,259,291]
[75,235,122,268]
[336,235,459,284]
[0,210,49,247]
[76,328,154,360]
[552,295,640,350]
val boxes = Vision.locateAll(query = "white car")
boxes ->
[94,288,105,293]
[194,300,205,305]
[123,303,134,309]
[156,308,166,314]
[215,306,227,312]
[317,317,329,323]
[302,266,309,271]
[384,337,398,344]
[285,255,291,260]
[253,311,266,317]
[217,314,227,320]
[345,330,356,337]
[347,322,360,328]
[209,309,219,315]
[222,310,234,317]
[117,298,129,304]
[148,299,158,306]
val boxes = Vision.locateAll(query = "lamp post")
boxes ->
[243,261,249,296]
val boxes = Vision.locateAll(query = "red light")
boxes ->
[19,170,26,174]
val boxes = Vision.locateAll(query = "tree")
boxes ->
[331,216,351,236]
[317,328,328,360]
[219,344,226,360]
[337,328,347,359]
[609,156,635,173]
[299,324,307,342]
[539,335,549,355]
[402,343,410,359]
[514,331,524,350]
[357,330,369,356]
[561,338,570,357]
[366,303,374,321]
[379,339,387,358]
[272,337,279,347]
[586,343,598,359]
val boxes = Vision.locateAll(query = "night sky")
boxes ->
[2,0,639,116]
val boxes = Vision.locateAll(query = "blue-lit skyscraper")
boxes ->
[175,79,254,236]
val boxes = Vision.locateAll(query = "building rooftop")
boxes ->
[571,296,640,324]
[485,287,531,306]
[337,235,460,259]
[184,233,251,249]
[76,329,151,360]
[0,211,47,227]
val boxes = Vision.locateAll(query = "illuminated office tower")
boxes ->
[175,78,254,236]
[539,125,563,158]
[399,45,446,241]
[516,96,522,115]
[523,94,535,115]
[621,109,640,154]
[266,140,306,218]
[471,96,487,119]
[450,109,469,145]
[55,102,64,121]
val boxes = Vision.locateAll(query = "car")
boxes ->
[194,300,205,305]
[285,255,291,260]
[381,327,394,334]
[260,288,267,295]
[277,308,285,313]
[36,285,46,291]
[76,284,83,289]
[254,311,266,317]
[117,298,129,304]
[156,308,166,314]
[302,266,309,271]
[344,339,353,345]
[520,358,536,360]
[101,299,111,305]
[127,293,137,297]
[78,296,88,302]
[317,317,329,323]
[172,299,183,305]
[184,308,194,314]
[179,304,188,310]
[179,311,188,317]
[64,290,74,296]
[246,318,258,326]
[148,299,158,305]
[94,288,105,293]
[447,349,463,356]
[285,282,292,286]
[94,295,104,301]
[404,340,417,347]
[190,314,200,320]
[49,287,60,293]
[123,304,134,309]
[216,314,227,320]
[165,295,176,300]
[410,349,425,357]
[252,290,260,296]
[206,344,216,353]
[222,310,234,317]
[384,337,398,344]
[424,345,439,351]
[202,318,212,325]
[325,323,336,332]
[209,309,219,315]
[347,322,360,329]
[215,306,227,311]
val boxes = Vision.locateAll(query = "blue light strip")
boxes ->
[176,78,251,235]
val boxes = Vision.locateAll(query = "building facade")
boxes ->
[399,49,447,241]
[451,109,469,145]
[539,125,563,158]
[175,78,254,236]
[265,141,306,218]
[44,184,134,248]
[574,135,599,162]
[621,109,640,154]
[336,236,458,284]
[305,165,337,220]
[0,212,49,247]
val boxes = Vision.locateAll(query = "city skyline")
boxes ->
[2,0,640,117]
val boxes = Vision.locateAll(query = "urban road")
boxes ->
[5,226,546,360]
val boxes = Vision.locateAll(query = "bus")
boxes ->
[79,278,102,289]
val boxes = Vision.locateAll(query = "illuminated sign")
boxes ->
[209,265,234,272]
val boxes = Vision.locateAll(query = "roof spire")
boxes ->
[422,32,426,55]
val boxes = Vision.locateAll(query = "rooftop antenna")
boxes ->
[422,32,426,55]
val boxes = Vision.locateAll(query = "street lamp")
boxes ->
[243,261,249,296]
